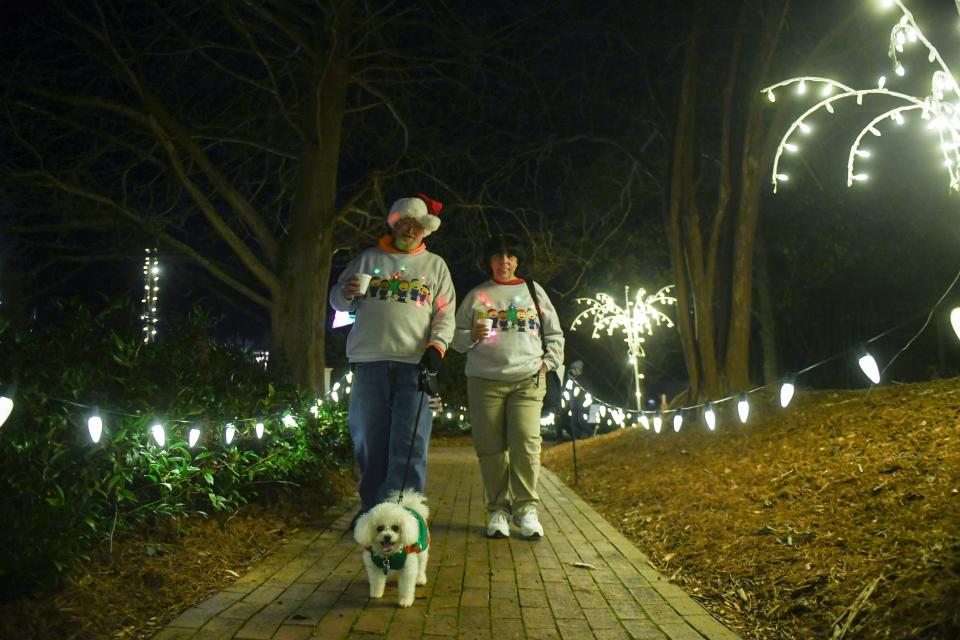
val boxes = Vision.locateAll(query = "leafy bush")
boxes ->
[0,299,352,600]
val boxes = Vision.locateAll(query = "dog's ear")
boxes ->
[353,512,373,546]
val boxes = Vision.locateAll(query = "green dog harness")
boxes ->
[366,507,429,574]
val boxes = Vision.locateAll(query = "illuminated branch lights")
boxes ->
[140,248,161,343]
[764,0,960,192]
[570,285,676,411]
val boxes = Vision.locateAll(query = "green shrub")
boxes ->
[0,299,352,600]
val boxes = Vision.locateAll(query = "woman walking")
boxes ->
[451,234,564,539]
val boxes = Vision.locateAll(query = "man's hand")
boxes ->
[343,275,362,300]
[420,345,443,375]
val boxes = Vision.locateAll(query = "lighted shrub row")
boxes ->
[0,300,353,600]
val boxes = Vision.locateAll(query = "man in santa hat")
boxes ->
[329,193,455,525]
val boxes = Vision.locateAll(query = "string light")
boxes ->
[737,393,750,424]
[255,422,264,439]
[188,427,201,448]
[570,285,676,410]
[857,345,882,384]
[87,414,103,443]
[950,307,960,340]
[653,411,663,434]
[151,423,166,447]
[224,423,236,445]
[763,1,960,192]
[672,409,684,432]
[0,391,14,428]
[704,402,716,431]
[780,377,796,408]
[140,248,161,343]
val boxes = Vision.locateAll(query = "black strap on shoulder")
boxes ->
[525,280,547,356]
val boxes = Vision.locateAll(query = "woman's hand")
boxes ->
[471,322,491,342]
[539,363,548,374]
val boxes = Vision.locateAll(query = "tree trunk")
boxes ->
[754,231,779,385]
[271,40,349,393]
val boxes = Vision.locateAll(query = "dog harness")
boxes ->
[366,507,429,575]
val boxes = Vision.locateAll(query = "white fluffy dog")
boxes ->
[353,490,430,607]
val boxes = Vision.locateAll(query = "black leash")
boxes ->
[397,367,437,503]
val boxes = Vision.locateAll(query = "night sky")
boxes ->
[3,0,960,407]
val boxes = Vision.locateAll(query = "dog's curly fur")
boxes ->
[353,490,430,607]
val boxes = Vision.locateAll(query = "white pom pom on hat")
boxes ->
[386,193,444,236]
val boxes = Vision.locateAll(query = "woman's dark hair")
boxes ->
[480,234,527,273]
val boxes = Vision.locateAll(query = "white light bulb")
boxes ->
[346,371,354,383]
[895,64,905,77]
[653,414,662,434]
[188,428,201,448]
[767,90,776,102]
[256,422,264,439]
[852,173,869,181]
[151,423,166,447]
[672,411,683,432]
[738,394,750,424]
[797,80,807,94]
[858,352,881,384]
[282,415,296,428]
[88,416,103,443]
[331,391,339,403]
[799,122,811,134]
[821,83,833,97]
[950,307,960,341]
[0,395,14,428]
[878,75,887,89]
[639,414,650,430]
[780,381,796,408]
[446,412,452,419]
[224,423,236,445]
[784,143,798,152]
[854,149,871,158]
[776,173,789,181]
[704,404,716,431]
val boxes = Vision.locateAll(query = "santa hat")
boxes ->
[386,193,444,236]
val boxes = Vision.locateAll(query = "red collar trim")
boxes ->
[379,235,426,254]
[492,277,525,285]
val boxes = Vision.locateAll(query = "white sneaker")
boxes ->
[486,511,510,538]
[513,511,544,539]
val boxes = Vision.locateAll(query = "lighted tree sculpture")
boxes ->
[763,0,960,193]
[570,285,676,411]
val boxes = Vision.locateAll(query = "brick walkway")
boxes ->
[154,447,742,640]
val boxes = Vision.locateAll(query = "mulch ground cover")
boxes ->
[542,378,960,639]
[0,472,354,640]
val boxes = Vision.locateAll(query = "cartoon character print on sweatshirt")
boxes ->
[361,268,434,308]
[480,304,541,334]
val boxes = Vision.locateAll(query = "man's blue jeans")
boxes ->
[348,361,433,513]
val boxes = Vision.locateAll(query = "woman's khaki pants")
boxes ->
[467,374,546,517]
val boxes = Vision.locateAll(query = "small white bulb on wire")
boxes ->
[88,415,103,443]
[653,411,662,434]
[737,393,750,424]
[151,423,166,447]
[224,423,236,445]
[780,377,796,408]
[950,307,960,341]
[255,422,264,439]
[672,410,683,432]
[704,403,716,431]
[857,345,881,384]
[0,392,14,428]
[282,414,297,428]
[188,427,201,448]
